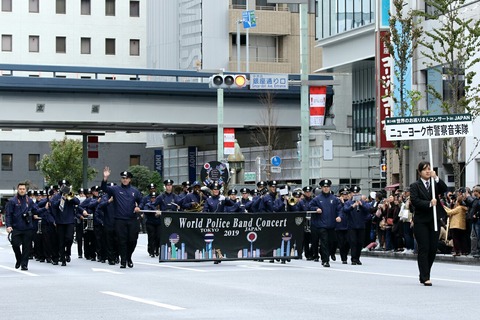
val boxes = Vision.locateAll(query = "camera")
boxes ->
[352,194,362,202]
[22,210,33,224]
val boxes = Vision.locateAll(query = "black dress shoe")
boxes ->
[78,255,83,259]
[61,261,67,266]
[423,280,432,286]
[120,264,126,269]
[356,260,362,265]
[52,261,58,265]
[66,256,71,263]
[322,262,330,267]
[330,254,336,261]
[15,262,21,269]
[21,266,28,271]
[108,261,115,265]
[39,259,45,263]
[127,260,134,268]
[313,258,319,262]
[351,261,357,265]
[150,254,155,258]
[342,261,347,264]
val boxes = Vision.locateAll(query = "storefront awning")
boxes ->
[384,183,400,191]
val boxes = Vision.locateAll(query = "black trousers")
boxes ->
[105,227,118,263]
[11,229,34,268]
[115,219,139,264]
[336,229,349,262]
[146,223,161,255]
[75,220,84,256]
[348,228,365,262]
[94,225,106,260]
[413,221,439,283]
[311,227,336,263]
[56,224,74,263]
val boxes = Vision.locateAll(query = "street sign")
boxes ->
[250,74,289,90]
[271,166,281,173]
[242,10,256,29]
[271,156,282,167]
[244,171,256,181]
[385,114,473,141]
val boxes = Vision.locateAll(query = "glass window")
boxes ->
[130,39,139,56]
[130,1,139,17]
[2,153,12,171]
[105,38,115,55]
[29,0,39,13]
[56,0,66,14]
[29,35,39,52]
[81,37,91,54]
[1,34,12,51]
[29,154,40,171]
[81,0,90,15]
[56,36,66,53]
[1,0,12,12]
[130,155,140,166]
[105,0,115,16]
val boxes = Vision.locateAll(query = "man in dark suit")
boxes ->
[409,161,448,286]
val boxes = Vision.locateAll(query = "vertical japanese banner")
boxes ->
[375,30,395,149]
[224,128,235,155]
[187,146,197,183]
[87,136,98,158]
[154,149,163,178]
[309,86,326,127]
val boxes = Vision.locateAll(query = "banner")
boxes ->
[309,86,326,126]
[223,128,235,155]
[159,212,306,262]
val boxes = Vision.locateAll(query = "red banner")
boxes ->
[87,135,98,158]
[224,128,235,155]
[309,86,326,127]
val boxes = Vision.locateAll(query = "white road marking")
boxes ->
[135,261,208,272]
[101,291,185,310]
[0,265,39,276]
[91,268,123,274]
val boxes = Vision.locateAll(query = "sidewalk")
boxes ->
[362,249,480,266]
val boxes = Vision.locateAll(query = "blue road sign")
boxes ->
[242,10,256,29]
[271,156,282,167]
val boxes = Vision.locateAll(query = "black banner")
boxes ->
[159,212,306,262]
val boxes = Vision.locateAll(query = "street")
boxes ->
[1,228,479,320]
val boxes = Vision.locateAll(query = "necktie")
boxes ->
[425,181,430,191]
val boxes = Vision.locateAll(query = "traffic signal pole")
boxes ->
[217,88,224,162]
[299,3,309,187]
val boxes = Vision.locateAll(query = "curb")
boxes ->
[362,250,480,266]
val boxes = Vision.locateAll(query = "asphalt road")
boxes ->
[1,227,479,320]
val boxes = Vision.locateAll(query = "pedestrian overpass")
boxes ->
[0,64,334,134]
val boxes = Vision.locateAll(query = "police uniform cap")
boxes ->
[257,181,266,187]
[32,190,38,196]
[120,171,133,178]
[319,179,332,187]
[228,189,238,195]
[251,188,259,195]
[191,181,201,187]
[339,186,350,195]
[210,182,220,190]
[350,185,361,193]
[48,189,55,196]
[150,192,157,198]
[90,186,100,192]
[58,179,70,186]
[78,188,85,194]
[38,190,45,196]
[240,187,250,194]
[148,183,156,189]
[182,181,191,187]
[292,190,302,197]
[27,190,33,196]
[268,180,278,187]
[164,179,174,186]
[303,186,313,192]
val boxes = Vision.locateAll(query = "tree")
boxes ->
[250,91,281,180]
[36,137,97,190]
[418,0,480,189]
[128,165,162,194]
[383,0,423,189]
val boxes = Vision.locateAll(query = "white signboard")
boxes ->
[250,74,289,90]
[385,114,473,141]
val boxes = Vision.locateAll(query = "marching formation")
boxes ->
[4,162,480,287]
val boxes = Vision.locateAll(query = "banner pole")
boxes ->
[428,139,438,231]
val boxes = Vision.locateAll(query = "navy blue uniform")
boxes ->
[204,195,226,212]
[51,192,80,265]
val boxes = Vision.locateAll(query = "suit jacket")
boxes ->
[409,178,448,225]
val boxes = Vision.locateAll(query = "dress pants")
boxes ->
[11,229,34,268]
[413,221,438,283]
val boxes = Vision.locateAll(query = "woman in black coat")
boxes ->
[409,161,448,286]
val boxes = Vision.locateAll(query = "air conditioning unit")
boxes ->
[444,174,455,187]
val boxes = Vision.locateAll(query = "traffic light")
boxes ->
[381,163,387,179]
[209,74,247,89]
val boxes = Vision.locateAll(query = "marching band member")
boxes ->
[154,179,180,212]
[177,181,191,208]
[144,191,162,257]
[203,182,226,213]
[262,181,285,213]
[299,186,314,260]
[239,187,252,212]
[336,187,351,264]
[182,181,207,211]
[225,188,241,212]
[101,168,143,269]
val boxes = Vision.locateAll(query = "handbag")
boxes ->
[386,217,394,226]
[400,203,410,221]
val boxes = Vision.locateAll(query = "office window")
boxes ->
[81,0,90,15]
[2,0,12,12]
[105,0,115,16]
[29,35,39,52]
[56,36,66,53]
[2,154,13,171]
[29,0,39,13]
[105,38,115,55]
[56,0,66,14]
[130,1,139,17]
[2,35,12,52]
[130,39,139,56]
[81,37,91,54]
[29,154,40,171]
[130,155,140,166]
